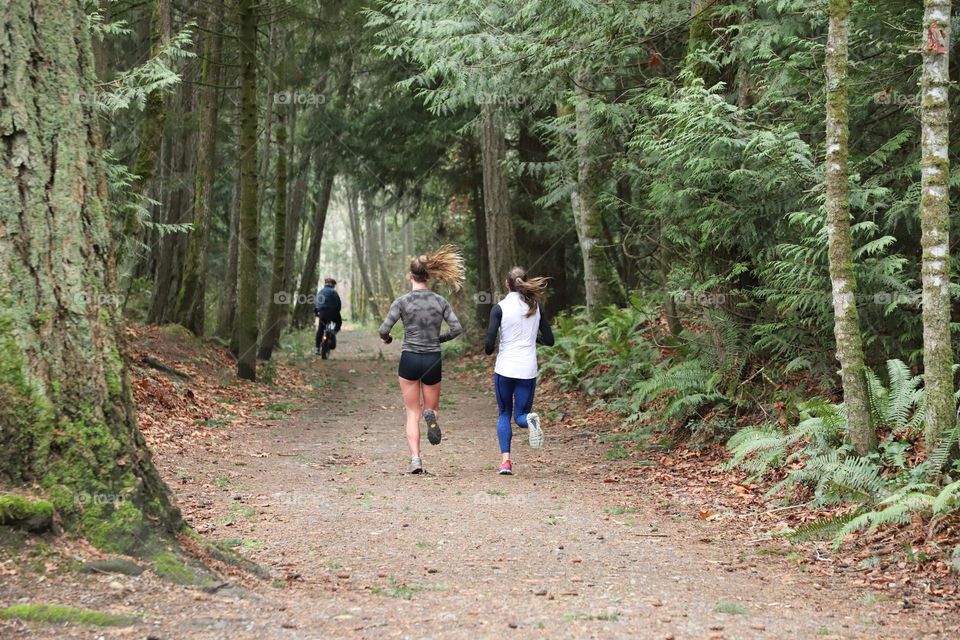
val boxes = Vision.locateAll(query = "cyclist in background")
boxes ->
[314,277,342,355]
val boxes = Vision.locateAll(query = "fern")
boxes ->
[832,484,937,549]
[932,479,960,515]
[928,423,960,472]
[789,512,858,542]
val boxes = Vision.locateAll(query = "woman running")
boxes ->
[379,246,464,474]
[484,266,554,475]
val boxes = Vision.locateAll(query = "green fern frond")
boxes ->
[933,479,960,515]
[788,512,858,542]
[832,501,913,549]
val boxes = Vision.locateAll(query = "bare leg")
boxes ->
[399,377,422,457]
[421,381,441,413]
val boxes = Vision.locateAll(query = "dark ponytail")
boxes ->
[506,266,550,317]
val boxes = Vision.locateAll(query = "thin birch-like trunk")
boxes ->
[919,0,955,450]
[825,0,877,454]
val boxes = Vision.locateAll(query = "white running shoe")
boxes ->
[527,412,544,449]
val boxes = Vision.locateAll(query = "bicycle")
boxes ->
[319,321,337,359]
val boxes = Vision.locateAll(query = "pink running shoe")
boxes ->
[497,460,513,475]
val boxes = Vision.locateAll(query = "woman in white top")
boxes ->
[483,267,554,475]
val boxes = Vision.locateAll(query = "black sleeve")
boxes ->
[484,305,502,355]
[537,311,555,346]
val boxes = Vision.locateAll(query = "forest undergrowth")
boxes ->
[541,301,960,596]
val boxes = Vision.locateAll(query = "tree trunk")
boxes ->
[687,0,720,83]
[280,153,306,331]
[236,0,260,380]
[292,167,335,328]
[473,180,492,324]
[147,53,196,325]
[258,112,288,361]
[825,0,877,455]
[377,208,395,302]
[573,74,623,320]
[256,21,278,231]
[120,0,171,256]
[364,195,382,303]
[175,0,224,335]
[480,103,519,296]
[348,191,380,319]
[217,170,241,344]
[0,0,181,551]
[920,0,955,450]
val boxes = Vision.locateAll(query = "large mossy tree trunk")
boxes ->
[175,0,225,335]
[919,0,955,450]
[236,0,260,381]
[258,113,288,361]
[0,0,181,551]
[824,0,877,455]
[480,103,519,298]
[292,166,335,328]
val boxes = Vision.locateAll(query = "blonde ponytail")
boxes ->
[409,245,465,290]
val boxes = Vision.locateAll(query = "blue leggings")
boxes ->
[494,374,537,453]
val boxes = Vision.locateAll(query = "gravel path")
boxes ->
[3,327,953,639]
[181,328,947,639]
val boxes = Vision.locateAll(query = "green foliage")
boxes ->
[541,301,658,396]
[83,0,196,113]
[727,360,960,548]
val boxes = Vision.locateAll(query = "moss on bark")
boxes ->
[919,0,955,452]
[824,0,877,454]
[0,496,54,532]
[1,0,182,554]
[0,604,137,627]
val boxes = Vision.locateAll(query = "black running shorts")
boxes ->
[398,350,442,385]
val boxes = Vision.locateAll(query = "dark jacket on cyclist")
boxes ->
[314,284,342,332]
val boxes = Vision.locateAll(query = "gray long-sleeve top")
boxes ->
[378,289,463,353]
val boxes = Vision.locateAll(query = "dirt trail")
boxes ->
[3,327,952,639]
[160,327,948,639]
